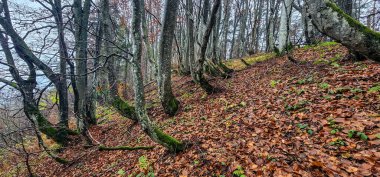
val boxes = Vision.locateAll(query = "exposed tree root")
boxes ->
[204,60,232,79]
[99,145,155,151]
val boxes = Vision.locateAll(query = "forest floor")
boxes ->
[34,42,379,176]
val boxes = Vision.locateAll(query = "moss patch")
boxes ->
[112,97,137,121]
[224,53,275,70]
[164,98,179,116]
[154,127,184,152]
[31,109,66,144]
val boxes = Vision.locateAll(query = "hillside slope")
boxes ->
[36,43,379,176]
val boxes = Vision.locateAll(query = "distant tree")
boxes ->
[99,0,137,121]
[335,0,353,16]
[185,0,196,77]
[277,0,294,54]
[221,0,231,58]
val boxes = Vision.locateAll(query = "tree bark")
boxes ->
[305,0,380,61]
[157,0,180,116]
[186,0,196,78]
[335,0,353,16]
[221,0,230,59]
[73,0,96,143]
[277,0,294,54]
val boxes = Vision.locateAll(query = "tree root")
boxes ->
[205,60,232,79]
[98,145,155,151]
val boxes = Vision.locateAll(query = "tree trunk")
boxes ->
[73,0,96,143]
[266,0,277,52]
[237,0,248,57]
[157,0,180,116]
[301,3,318,44]
[335,0,353,16]
[211,2,221,63]
[252,0,264,53]
[221,0,230,59]
[132,0,185,152]
[277,0,294,54]
[194,0,221,94]
[305,0,380,61]
[186,0,196,78]
[51,0,70,137]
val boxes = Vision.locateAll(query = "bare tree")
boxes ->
[277,0,294,54]
[72,0,96,141]
[0,0,69,143]
[157,0,180,116]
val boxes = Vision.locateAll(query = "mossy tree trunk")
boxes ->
[96,0,137,121]
[194,0,221,94]
[131,0,185,153]
[51,0,71,137]
[0,31,66,144]
[305,0,380,61]
[0,1,69,143]
[157,0,181,116]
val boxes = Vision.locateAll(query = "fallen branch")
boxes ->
[98,145,155,151]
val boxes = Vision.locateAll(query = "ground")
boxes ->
[7,43,380,176]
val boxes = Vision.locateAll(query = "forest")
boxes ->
[0,0,379,176]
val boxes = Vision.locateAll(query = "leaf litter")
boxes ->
[36,44,379,176]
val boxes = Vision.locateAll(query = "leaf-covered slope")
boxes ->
[37,43,379,176]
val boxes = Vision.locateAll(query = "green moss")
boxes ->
[218,62,234,74]
[326,1,380,40]
[27,107,69,145]
[224,53,275,70]
[10,82,18,89]
[154,127,184,152]
[53,156,69,164]
[34,111,59,139]
[67,129,80,135]
[165,98,179,116]
[112,97,137,120]
[319,41,338,47]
